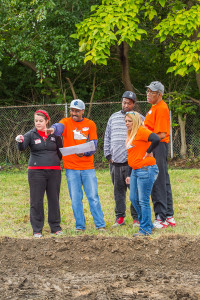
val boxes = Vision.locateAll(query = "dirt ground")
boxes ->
[0,235,200,300]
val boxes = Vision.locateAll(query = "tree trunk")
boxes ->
[195,72,200,94]
[119,42,141,112]
[178,114,187,158]
[66,77,77,99]
[119,42,133,91]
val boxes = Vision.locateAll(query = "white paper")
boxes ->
[59,140,95,156]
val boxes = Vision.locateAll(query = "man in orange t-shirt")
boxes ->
[144,81,175,229]
[48,99,105,231]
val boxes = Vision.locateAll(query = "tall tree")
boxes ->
[155,0,200,95]
[71,0,166,92]
[0,0,101,102]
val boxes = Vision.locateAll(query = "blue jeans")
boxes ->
[129,165,159,235]
[66,169,105,230]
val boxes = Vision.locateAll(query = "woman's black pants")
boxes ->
[28,169,61,234]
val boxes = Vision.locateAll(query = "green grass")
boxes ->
[0,168,200,238]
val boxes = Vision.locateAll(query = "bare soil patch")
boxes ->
[0,235,200,299]
[168,158,200,169]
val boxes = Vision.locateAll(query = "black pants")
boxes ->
[28,169,61,234]
[152,142,174,222]
[110,163,138,220]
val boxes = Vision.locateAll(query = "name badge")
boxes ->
[35,139,41,144]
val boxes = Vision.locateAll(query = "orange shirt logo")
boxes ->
[72,129,87,140]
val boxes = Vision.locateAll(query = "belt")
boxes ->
[112,162,128,167]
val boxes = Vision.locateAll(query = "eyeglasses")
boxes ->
[146,90,158,95]
[126,111,135,115]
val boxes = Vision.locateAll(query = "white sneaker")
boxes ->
[133,220,140,227]
[166,217,176,227]
[34,233,42,238]
[153,219,168,229]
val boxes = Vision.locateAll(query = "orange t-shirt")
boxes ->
[127,126,156,170]
[59,117,97,170]
[144,100,170,143]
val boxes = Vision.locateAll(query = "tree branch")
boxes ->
[87,72,96,119]
[66,77,77,99]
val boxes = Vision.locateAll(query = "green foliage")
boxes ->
[166,92,197,123]
[0,0,200,107]
[71,0,165,65]
[0,0,108,104]
[155,1,200,76]
[0,0,99,79]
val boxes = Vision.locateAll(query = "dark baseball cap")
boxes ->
[122,91,137,102]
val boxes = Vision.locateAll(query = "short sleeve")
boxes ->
[88,120,98,140]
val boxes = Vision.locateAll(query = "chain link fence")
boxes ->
[0,102,199,165]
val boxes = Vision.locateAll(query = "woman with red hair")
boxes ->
[16,110,63,238]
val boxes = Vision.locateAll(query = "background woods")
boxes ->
[0,0,200,161]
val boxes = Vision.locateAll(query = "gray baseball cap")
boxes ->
[146,81,164,93]
[70,99,85,110]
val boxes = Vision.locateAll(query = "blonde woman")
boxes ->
[125,111,160,236]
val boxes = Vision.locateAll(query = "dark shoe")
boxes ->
[112,217,125,227]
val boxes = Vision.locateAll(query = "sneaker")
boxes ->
[133,232,146,237]
[153,219,168,229]
[33,233,42,238]
[98,227,106,231]
[133,220,140,227]
[166,217,176,227]
[112,217,125,227]
[75,229,85,232]
[51,230,63,235]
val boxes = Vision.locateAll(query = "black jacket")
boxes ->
[17,128,63,167]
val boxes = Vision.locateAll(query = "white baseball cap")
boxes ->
[70,99,85,110]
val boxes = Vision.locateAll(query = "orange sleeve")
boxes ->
[137,127,152,142]
[88,120,98,140]
[59,118,68,136]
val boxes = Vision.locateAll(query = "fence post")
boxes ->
[65,104,68,117]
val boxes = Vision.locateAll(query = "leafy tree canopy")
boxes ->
[71,0,166,65]
[155,0,200,77]
[0,0,100,80]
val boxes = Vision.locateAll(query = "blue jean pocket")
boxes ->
[136,168,149,179]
